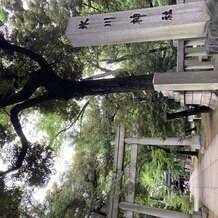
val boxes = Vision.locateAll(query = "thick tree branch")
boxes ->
[0,93,60,177]
[0,71,41,109]
[63,74,154,99]
[0,35,50,70]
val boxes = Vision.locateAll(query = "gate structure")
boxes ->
[159,0,218,110]
[107,125,204,218]
[66,0,218,110]
[65,0,218,216]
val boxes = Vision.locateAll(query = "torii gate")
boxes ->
[65,1,217,217]
[107,125,203,218]
[66,0,218,110]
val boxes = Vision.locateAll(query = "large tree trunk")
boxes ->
[61,74,154,99]
[0,35,155,177]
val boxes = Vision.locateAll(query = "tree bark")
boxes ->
[91,209,107,217]
[62,74,154,99]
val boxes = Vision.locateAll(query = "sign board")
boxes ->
[66,2,210,47]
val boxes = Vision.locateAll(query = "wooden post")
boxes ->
[108,125,125,218]
[124,135,201,149]
[119,202,192,218]
[66,2,210,47]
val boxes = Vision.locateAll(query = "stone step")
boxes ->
[185,60,214,70]
[161,90,218,109]
[185,38,205,47]
[185,47,207,57]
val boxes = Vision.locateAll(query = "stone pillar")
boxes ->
[108,126,125,218]
[205,0,218,54]
[66,2,210,47]
[124,135,201,149]
[153,71,218,92]
[125,144,138,218]
[119,202,192,218]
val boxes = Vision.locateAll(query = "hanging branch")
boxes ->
[147,0,154,7]
[82,2,104,12]
[0,93,59,176]
[56,101,90,137]
[0,34,53,73]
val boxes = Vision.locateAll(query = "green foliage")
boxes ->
[43,180,88,218]
[0,110,16,147]
[152,0,168,6]
[35,99,80,152]
[37,113,62,139]
[12,143,55,187]
[43,97,115,217]
[36,113,65,152]
[164,193,192,213]
[0,8,7,22]
[140,149,172,190]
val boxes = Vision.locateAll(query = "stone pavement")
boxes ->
[190,134,218,217]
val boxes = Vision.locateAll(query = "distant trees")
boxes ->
[0,178,22,217]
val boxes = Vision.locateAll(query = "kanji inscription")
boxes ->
[130,14,147,24]
[103,17,116,27]
[66,2,210,47]
[79,18,89,29]
[161,9,172,20]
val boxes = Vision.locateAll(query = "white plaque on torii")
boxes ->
[66,2,210,47]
